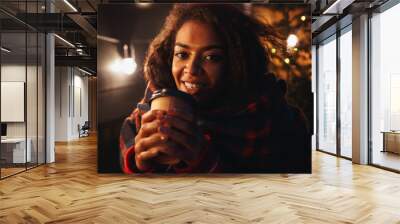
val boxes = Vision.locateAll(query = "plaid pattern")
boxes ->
[119,81,310,173]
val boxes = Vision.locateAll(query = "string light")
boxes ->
[287,34,298,48]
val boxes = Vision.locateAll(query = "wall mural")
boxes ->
[98,3,312,173]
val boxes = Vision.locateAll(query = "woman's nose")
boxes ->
[186,56,202,76]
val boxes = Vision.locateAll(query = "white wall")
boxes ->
[1,65,39,138]
[55,67,70,141]
[55,67,89,141]
[1,64,45,164]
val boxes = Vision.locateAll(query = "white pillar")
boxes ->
[46,0,55,163]
[352,14,369,164]
[312,45,317,150]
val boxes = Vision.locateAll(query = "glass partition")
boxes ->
[339,27,352,158]
[38,32,45,165]
[0,1,46,179]
[27,30,38,169]
[371,3,400,171]
[1,30,28,177]
[317,35,337,154]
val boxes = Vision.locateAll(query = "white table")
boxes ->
[1,138,31,163]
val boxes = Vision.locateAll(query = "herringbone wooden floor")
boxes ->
[1,135,400,224]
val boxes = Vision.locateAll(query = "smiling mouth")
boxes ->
[182,81,207,94]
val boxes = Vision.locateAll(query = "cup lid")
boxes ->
[149,88,196,108]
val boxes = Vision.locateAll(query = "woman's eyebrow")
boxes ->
[175,42,224,51]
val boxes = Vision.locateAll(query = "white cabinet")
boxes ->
[382,132,400,154]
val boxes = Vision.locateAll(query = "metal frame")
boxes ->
[315,0,400,172]
[367,10,373,166]
[316,44,319,151]
[336,21,341,158]
[315,21,353,162]
[367,0,400,172]
[0,0,47,180]
[315,32,338,156]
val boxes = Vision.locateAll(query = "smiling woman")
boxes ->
[119,4,311,173]
[172,20,225,104]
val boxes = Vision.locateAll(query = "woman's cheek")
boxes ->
[171,61,182,86]
[205,64,224,87]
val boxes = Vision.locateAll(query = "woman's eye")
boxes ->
[174,52,188,59]
[204,54,223,62]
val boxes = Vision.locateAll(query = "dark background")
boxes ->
[97,4,172,172]
[98,3,311,173]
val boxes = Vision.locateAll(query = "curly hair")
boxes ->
[144,4,284,104]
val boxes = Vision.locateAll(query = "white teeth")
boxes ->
[184,82,204,90]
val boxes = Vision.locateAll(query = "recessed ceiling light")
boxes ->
[63,0,78,12]
[78,67,93,76]
[1,47,11,53]
[54,34,75,48]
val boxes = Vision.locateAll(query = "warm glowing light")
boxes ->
[63,0,78,12]
[271,48,276,54]
[287,34,298,48]
[300,16,306,21]
[78,67,93,76]
[294,47,298,52]
[137,3,152,8]
[120,58,137,75]
[284,58,290,64]
[54,34,75,48]
[110,58,137,75]
[1,47,11,53]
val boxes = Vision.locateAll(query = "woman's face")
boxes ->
[172,20,226,103]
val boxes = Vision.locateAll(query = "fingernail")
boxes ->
[160,135,167,141]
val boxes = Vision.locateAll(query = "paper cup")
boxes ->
[149,89,196,165]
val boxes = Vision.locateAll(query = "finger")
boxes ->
[162,115,197,137]
[155,142,196,164]
[137,141,179,164]
[141,110,167,124]
[157,144,188,161]
[166,109,194,123]
[135,153,153,171]
[137,147,161,161]
[159,126,196,153]
[136,119,162,139]
[135,133,168,154]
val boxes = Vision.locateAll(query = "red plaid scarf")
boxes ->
[120,78,310,173]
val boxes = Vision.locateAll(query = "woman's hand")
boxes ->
[156,109,204,167]
[134,110,170,171]
[134,109,204,171]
